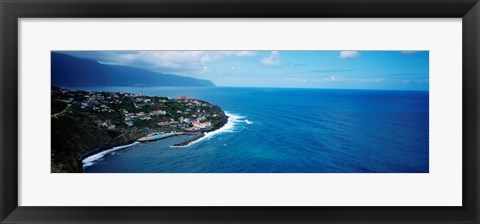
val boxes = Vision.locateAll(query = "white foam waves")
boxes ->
[171,112,244,148]
[82,142,140,168]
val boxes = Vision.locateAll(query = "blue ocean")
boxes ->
[82,87,429,173]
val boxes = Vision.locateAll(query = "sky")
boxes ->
[57,50,429,90]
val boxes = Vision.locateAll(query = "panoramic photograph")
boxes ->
[51,50,429,173]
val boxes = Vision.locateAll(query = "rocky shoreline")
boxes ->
[172,132,206,147]
[81,135,137,160]
[80,114,229,168]
[82,113,229,162]
[172,112,229,147]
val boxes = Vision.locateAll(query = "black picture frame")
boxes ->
[1,0,479,223]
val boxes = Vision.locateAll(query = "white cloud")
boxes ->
[368,78,384,82]
[261,51,281,66]
[116,51,206,74]
[339,51,360,59]
[402,78,428,84]
[314,76,383,83]
[326,76,337,81]
[89,51,256,75]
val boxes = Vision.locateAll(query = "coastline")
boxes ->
[172,132,205,147]
[82,112,231,169]
[82,141,140,167]
[170,112,241,148]
[52,86,228,173]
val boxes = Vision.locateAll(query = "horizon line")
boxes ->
[54,85,428,92]
[215,85,429,91]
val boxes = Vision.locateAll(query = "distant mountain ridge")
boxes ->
[51,52,216,87]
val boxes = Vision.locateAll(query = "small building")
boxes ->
[192,120,212,129]
[149,110,167,116]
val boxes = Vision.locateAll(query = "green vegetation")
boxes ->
[51,86,227,173]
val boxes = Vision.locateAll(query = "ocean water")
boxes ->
[81,87,429,173]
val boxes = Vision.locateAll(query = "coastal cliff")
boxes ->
[51,87,227,173]
[51,114,142,172]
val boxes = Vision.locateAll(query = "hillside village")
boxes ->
[51,86,226,134]
[51,86,228,173]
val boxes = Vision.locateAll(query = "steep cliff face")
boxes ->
[51,115,141,173]
[51,115,92,173]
